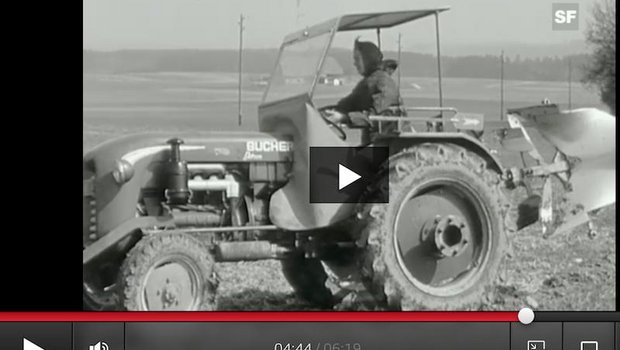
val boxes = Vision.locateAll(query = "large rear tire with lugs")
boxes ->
[118,233,218,311]
[357,143,510,310]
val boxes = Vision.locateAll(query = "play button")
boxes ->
[0,323,71,350]
[309,146,389,203]
[338,164,361,190]
[24,338,44,350]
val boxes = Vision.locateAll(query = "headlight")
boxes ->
[112,159,134,184]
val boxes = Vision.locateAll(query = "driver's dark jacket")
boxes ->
[334,69,399,114]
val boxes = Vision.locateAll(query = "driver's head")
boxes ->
[353,39,383,77]
[381,59,398,76]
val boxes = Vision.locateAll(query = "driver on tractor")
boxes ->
[323,39,400,126]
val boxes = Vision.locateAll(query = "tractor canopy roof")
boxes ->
[263,8,450,104]
[283,8,450,44]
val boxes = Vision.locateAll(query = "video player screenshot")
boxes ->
[3,0,617,348]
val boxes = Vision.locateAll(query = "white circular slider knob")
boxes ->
[518,307,535,325]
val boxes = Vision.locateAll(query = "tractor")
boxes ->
[83,8,616,310]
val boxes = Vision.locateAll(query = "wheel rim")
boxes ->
[140,254,203,310]
[393,178,492,297]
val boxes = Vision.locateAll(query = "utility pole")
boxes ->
[296,0,302,25]
[237,14,245,126]
[500,50,504,120]
[568,57,572,110]
[397,33,402,90]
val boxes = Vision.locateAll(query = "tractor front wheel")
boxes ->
[118,233,218,311]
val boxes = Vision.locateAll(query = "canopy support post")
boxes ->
[434,12,443,117]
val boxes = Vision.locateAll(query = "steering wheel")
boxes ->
[318,105,338,112]
[318,106,347,141]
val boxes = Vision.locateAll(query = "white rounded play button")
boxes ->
[338,164,362,190]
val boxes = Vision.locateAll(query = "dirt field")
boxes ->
[83,72,615,311]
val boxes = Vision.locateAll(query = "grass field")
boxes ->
[83,72,615,311]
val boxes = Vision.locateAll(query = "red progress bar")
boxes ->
[0,312,518,322]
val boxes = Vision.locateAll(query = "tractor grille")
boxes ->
[83,176,98,243]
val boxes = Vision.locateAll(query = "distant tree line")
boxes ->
[83,48,590,82]
[83,49,279,75]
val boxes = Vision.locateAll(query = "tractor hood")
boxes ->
[83,131,294,238]
[84,131,294,177]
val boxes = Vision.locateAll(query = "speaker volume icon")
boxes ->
[89,342,109,350]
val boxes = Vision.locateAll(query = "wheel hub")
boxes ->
[143,260,199,310]
[428,215,471,258]
[159,279,182,308]
[394,185,489,295]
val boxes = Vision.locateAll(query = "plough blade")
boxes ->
[506,105,615,235]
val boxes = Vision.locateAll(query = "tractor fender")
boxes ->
[376,132,504,174]
[260,96,357,231]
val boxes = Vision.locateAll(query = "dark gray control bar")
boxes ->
[0,321,617,350]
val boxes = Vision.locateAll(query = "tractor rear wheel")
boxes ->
[358,143,510,310]
[118,232,218,311]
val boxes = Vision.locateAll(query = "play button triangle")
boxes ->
[338,164,361,190]
[24,338,44,350]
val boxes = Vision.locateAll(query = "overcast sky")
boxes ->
[84,0,596,54]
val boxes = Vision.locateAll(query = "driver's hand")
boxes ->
[323,109,348,124]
